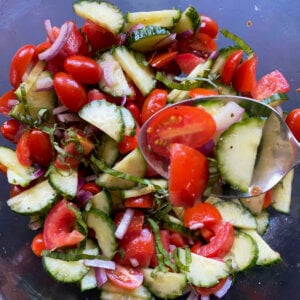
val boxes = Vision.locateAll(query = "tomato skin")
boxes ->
[43,200,85,250]
[27,129,53,167]
[174,53,205,75]
[169,143,209,207]
[106,264,143,290]
[221,49,244,85]
[251,70,290,100]
[124,194,154,209]
[141,89,168,124]
[147,105,216,158]
[188,88,219,98]
[150,230,170,267]
[190,33,217,56]
[118,123,139,154]
[125,102,141,125]
[87,89,106,102]
[0,90,18,116]
[64,55,102,84]
[149,51,178,69]
[31,232,46,257]
[199,14,219,39]
[81,182,101,195]
[232,54,258,93]
[286,108,300,142]
[117,228,155,268]
[54,142,81,171]
[191,221,235,258]
[1,119,21,143]
[184,202,222,229]
[263,189,273,209]
[53,72,88,112]
[9,44,37,88]
[81,20,120,52]
[16,131,32,166]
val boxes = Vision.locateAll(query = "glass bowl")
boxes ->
[0,1,299,299]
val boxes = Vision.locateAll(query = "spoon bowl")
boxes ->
[138,95,300,198]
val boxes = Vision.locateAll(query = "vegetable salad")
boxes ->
[0,1,299,299]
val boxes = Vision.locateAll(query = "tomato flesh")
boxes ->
[147,105,216,158]
[106,264,143,290]
[221,49,244,85]
[43,200,85,250]
[191,221,234,258]
[31,232,46,257]
[1,119,20,143]
[169,143,209,207]
[286,108,300,142]
[174,53,205,75]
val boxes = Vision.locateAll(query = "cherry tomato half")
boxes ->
[0,90,18,116]
[221,49,244,85]
[31,232,46,257]
[1,119,21,143]
[43,200,85,250]
[53,72,88,112]
[64,55,102,84]
[149,51,178,69]
[9,44,37,88]
[286,108,300,142]
[146,105,216,157]
[106,264,144,290]
[199,14,219,39]
[169,143,209,207]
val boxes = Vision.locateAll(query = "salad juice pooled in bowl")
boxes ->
[0,1,299,299]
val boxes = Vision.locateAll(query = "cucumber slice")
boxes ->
[98,51,132,97]
[7,180,57,215]
[255,210,269,235]
[176,248,230,288]
[126,9,181,29]
[225,230,258,272]
[162,215,195,238]
[101,281,153,300]
[87,208,117,258]
[119,106,136,136]
[42,256,89,283]
[0,146,36,187]
[89,189,112,215]
[96,148,146,189]
[142,268,187,299]
[79,100,124,142]
[80,268,97,292]
[97,134,119,167]
[73,0,124,34]
[271,169,294,213]
[216,117,266,192]
[214,200,257,229]
[262,92,288,108]
[48,168,78,198]
[173,6,200,33]
[242,229,281,266]
[126,26,171,52]
[113,46,156,95]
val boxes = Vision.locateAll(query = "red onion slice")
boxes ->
[102,60,119,88]
[52,105,69,115]
[84,259,116,270]
[213,276,233,298]
[56,113,82,123]
[44,19,55,43]
[36,76,54,91]
[38,21,74,61]
[115,208,135,239]
[155,33,177,49]
[95,267,108,287]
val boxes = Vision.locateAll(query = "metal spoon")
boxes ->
[138,95,300,198]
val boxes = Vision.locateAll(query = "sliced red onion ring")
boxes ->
[211,101,245,131]
[52,105,69,115]
[155,33,177,49]
[36,76,54,91]
[120,95,127,106]
[177,29,194,40]
[198,139,215,155]
[213,276,233,298]
[186,289,200,300]
[84,259,116,270]
[76,189,93,208]
[102,60,119,88]
[127,23,145,35]
[95,267,108,287]
[56,113,82,123]
[44,19,55,43]
[115,208,135,239]
[32,168,46,180]
[200,296,210,300]
[189,222,204,230]
[38,21,74,61]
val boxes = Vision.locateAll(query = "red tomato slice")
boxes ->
[16,131,32,166]
[184,202,222,229]
[117,228,155,268]
[286,108,300,142]
[124,194,154,209]
[43,200,85,250]
[147,105,216,158]
[251,69,290,100]
[141,89,168,124]
[199,14,219,39]
[1,119,21,143]
[169,232,187,248]
[221,49,244,85]
[106,264,143,290]
[188,88,219,98]
[191,221,235,258]
[169,143,209,207]
[149,51,178,69]
[9,44,37,88]
[0,90,18,116]
[232,54,258,93]
[31,232,46,257]
[190,33,217,56]
[174,53,205,75]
